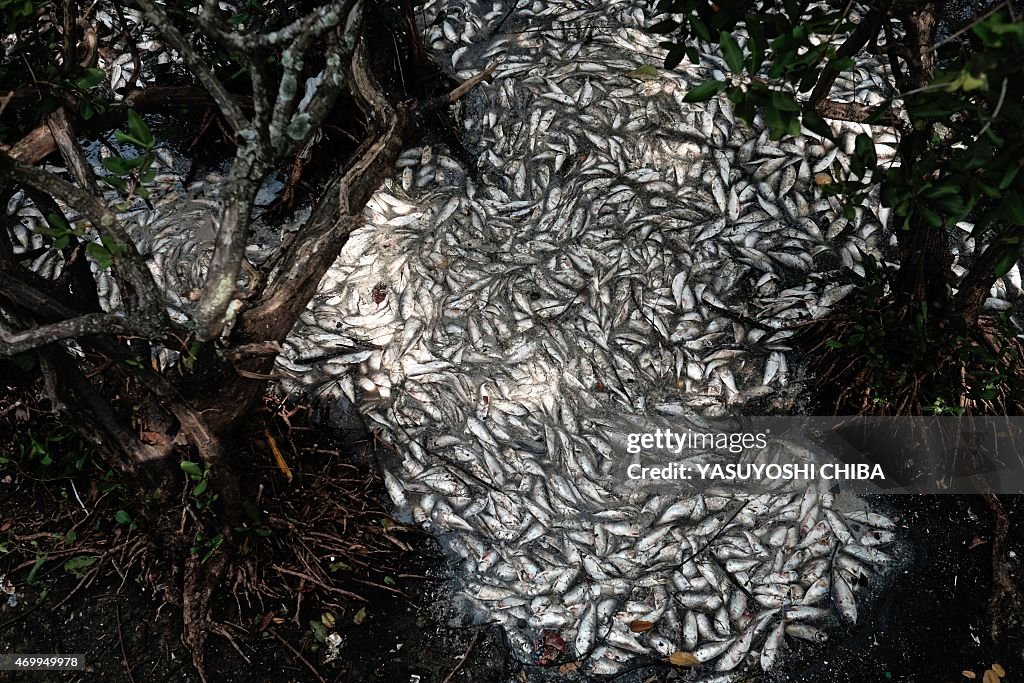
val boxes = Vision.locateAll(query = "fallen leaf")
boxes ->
[667,651,699,667]
[264,429,293,483]
[963,672,977,679]
[625,64,661,80]
[321,612,336,628]
[630,620,654,633]
[310,620,328,643]
[992,663,1005,677]
[139,431,168,445]
[969,536,988,549]
[983,670,999,683]
[558,662,579,674]
[814,172,833,186]
[257,611,274,632]
[352,606,366,625]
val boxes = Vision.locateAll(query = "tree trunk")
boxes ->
[197,37,410,437]
[891,3,949,318]
[892,212,953,314]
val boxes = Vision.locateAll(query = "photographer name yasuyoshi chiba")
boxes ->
[626,462,886,481]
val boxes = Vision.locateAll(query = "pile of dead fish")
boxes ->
[7,0,1019,678]
[276,0,910,677]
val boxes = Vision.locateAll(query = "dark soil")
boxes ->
[0,540,514,683]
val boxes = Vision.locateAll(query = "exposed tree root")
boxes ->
[801,305,1024,641]
[802,312,1024,416]
[182,551,227,683]
[981,492,1022,642]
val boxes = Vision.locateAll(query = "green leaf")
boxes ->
[683,79,728,103]
[801,111,835,142]
[1002,193,1024,224]
[310,620,328,643]
[665,45,687,70]
[115,510,132,525]
[830,55,855,71]
[45,212,69,232]
[193,479,209,496]
[26,555,47,585]
[101,176,128,191]
[649,18,678,34]
[920,205,944,227]
[922,183,959,199]
[101,155,147,175]
[797,65,820,93]
[64,555,99,577]
[126,110,155,148]
[241,499,262,522]
[113,131,147,148]
[689,14,712,42]
[997,160,1021,190]
[719,31,744,74]
[180,460,203,478]
[86,243,113,269]
[745,14,765,73]
[944,70,988,92]
[994,249,1019,277]
[74,68,106,90]
[771,90,800,112]
[625,64,660,80]
[852,132,877,175]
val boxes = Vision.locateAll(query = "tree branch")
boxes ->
[3,86,254,166]
[191,147,265,341]
[0,313,131,355]
[46,106,99,194]
[268,5,351,154]
[0,264,87,321]
[51,345,168,486]
[192,1,362,338]
[815,98,892,124]
[0,266,222,469]
[200,36,408,433]
[130,0,248,135]
[0,152,168,330]
[253,37,405,321]
[954,225,1024,318]
[809,5,886,110]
